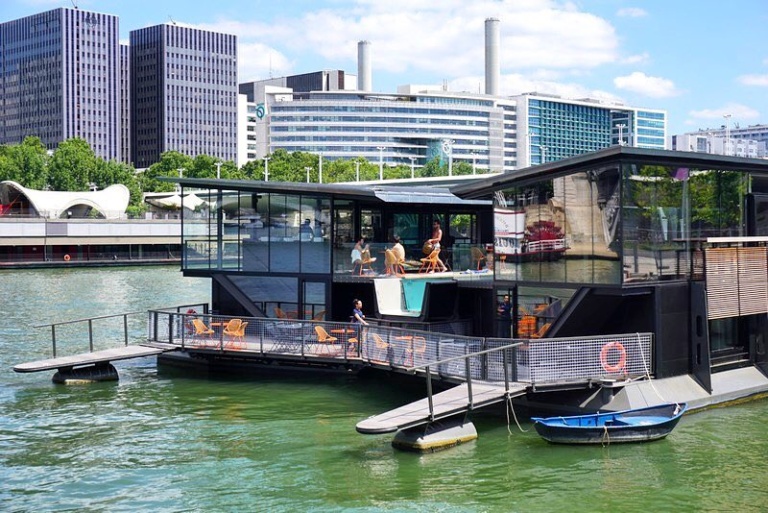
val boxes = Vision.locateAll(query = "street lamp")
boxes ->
[215,161,222,179]
[305,166,312,183]
[471,151,478,175]
[723,114,732,156]
[263,156,270,182]
[540,146,547,164]
[318,153,323,184]
[176,168,184,194]
[442,139,454,176]
[376,146,386,181]
[616,124,626,146]
[408,156,416,179]
[355,161,360,182]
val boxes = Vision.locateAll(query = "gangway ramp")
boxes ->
[356,381,528,434]
[13,343,177,373]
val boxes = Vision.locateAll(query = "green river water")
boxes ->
[1,267,766,512]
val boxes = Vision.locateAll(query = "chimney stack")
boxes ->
[484,18,500,96]
[358,40,372,92]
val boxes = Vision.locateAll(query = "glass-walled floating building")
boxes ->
[174,146,768,405]
[453,146,768,389]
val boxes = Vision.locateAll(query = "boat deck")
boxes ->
[356,382,528,434]
[13,343,177,373]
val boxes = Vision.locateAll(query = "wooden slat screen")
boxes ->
[705,247,768,319]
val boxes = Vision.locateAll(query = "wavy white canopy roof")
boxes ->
[0,181,130,219]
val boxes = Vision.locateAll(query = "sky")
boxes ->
[5,0,768,136]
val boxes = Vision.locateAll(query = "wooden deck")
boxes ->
[356,381,528,434]
[13,343,177,373]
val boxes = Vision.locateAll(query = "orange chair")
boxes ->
[518,315,537,338]
[274,307,288,319]
[223,319,247,349]
[312,310,326,321]
[371,333,391,362]
[384,249,405,277]
[471,247,486,270]
[531,322,551,339]
[353,249,377,276]
[418,249,441,273]
[314,325,339,355]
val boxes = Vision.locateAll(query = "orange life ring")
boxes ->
[63,254,71,262]
[600,341,626,373]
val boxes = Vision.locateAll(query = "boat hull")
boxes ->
[531,403,687,445]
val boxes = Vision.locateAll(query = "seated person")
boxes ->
[391,235,405,263]
[351,238,376,271]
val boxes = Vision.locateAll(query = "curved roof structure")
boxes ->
[0,181,130,219]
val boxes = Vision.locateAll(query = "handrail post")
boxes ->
[425,365,435,421]
[503,347,510,392]
[88,319,94,352]
[51,325,57,357]
[123,314,129,346]
[465,357,474,410]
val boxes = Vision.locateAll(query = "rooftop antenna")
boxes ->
[168,15,177,26]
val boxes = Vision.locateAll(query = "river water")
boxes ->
[1,267,767,512]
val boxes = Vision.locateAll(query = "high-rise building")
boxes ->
[0,8,122,161]
[130,24,238,168]
[669,125,768,159]
[514,93,667,167]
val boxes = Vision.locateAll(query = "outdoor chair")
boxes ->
[353,249,377,276]
[314,325,339,355]
[418,248,441,273]
[223,319,247,349]
[371,333,391,363]
[471,246,486,270]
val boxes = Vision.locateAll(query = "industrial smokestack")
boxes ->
[358,40,372,92]
[485,18,500,96]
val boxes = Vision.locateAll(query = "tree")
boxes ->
[48,138,97,191]
[141,151,193,193]
[0,137,49,189]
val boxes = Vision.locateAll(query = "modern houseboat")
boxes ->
[152,146,768,419]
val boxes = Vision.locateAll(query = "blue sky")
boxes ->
[5,0,768,136]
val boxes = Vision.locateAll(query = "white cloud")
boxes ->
[201,2,620,83]
[688,103,760,121]
[617,7,648,18]
[738,74,768,87]
[613,71,679,98]
[621,52,650,65]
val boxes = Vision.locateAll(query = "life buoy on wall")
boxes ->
[63,254,71,262]
[600,341,627,373]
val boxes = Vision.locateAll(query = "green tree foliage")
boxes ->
[420,157,445,177]
[0,136,49,189]
[141,151,193,193]
[48,138,97,191]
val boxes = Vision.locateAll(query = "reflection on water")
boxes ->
[1,267,767,512]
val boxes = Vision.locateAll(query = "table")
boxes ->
[331,328,359,356]
[273,322,305,352]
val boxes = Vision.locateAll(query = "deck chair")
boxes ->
[225,320,248,349]
[274,307,288,319]
[384,249,405,277]
[531,322,551,339]
[418,248,441,273]
[371,333,391,363]
[312,310,326,321]
[191,318,214,338]
[314,325,339,355]
[471,246,486,270]
[223,319,243,341]
[404,336,427,366]
[353,249,377,276]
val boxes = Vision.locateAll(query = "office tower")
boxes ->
[0,8,122,161]
[130,24,237,168]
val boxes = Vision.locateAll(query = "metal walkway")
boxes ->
[13,343,177,373]
[356,381,528,434]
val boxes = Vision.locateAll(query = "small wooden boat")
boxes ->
[531,403,687,445]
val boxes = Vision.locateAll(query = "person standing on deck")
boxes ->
[497,295,512,338]
[352,299,369,325]
[427,220,448,272]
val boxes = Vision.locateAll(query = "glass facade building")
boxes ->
[130,24,238,168]
[0,8,122,160]
[263,90,516,172]
[514,94,667,167]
